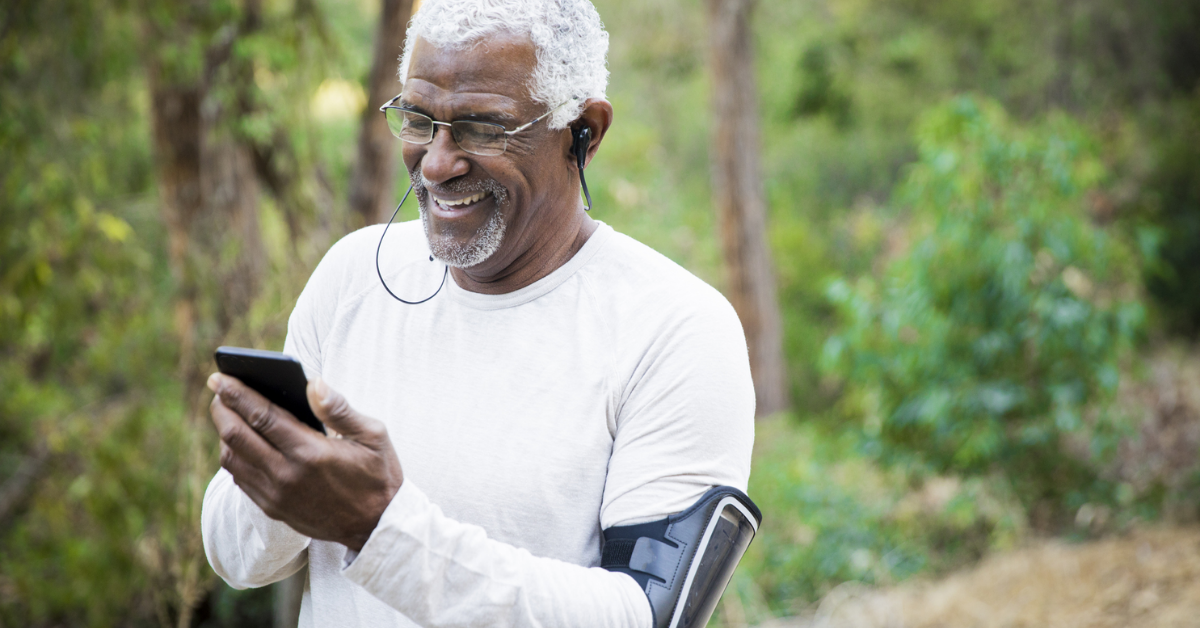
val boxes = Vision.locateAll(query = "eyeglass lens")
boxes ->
[384,109,508,157]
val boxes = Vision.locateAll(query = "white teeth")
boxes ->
[437,192,486,207]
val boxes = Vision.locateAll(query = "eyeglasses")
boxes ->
[379,95,572,157]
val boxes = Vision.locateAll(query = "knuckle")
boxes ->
[222,382,245,407]
[220,425,246,450]
[246,403,273,432]
[296,443,324,466]
[275,464,299,490]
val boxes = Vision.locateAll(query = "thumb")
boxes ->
[306,378,377,441]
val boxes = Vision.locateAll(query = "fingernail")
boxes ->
[207,373,221,392]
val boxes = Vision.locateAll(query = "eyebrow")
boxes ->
[397,99,521,127]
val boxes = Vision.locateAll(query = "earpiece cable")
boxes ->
[579,167,592,211]
[376,182,449,305]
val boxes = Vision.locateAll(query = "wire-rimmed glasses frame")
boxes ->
[379,95,573,157]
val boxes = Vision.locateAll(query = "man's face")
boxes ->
[400,33,567,271]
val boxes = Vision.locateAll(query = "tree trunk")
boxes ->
[706,0,790,417]
[149,14,266,625]
[347,0,415,227]
[152,92,264,406]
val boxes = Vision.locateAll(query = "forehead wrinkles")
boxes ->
[401,81,525,123]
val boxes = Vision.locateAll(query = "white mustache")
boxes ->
[412,168,507,204]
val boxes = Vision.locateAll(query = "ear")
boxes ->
[567,98,614,170]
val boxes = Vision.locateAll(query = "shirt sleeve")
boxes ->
[201,469,311,589]
[601,284,757,527]
[342,480,653,628]
[200,229,359,588]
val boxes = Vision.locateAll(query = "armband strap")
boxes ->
[601,486,762,628]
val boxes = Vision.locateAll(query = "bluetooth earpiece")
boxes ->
[572,126,590,169]
[572,126,593,211]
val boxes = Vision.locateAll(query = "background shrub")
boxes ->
[822,96,1146,526]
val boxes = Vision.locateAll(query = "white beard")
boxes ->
[411,169,509,269]
[419,204,506,269]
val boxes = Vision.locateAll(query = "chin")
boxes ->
[420,205,507,269]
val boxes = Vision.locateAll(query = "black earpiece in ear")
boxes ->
[572,126,591,170]
[572,126,593,211]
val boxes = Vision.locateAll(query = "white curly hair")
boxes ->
[398,0,609,130]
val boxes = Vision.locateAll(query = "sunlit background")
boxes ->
[3,0,1200,626]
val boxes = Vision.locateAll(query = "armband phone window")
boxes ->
[601,486,761,628]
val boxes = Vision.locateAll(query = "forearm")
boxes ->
[201,468,312,589]
[343,480,652,628]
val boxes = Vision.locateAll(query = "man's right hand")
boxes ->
[208,374,404,551]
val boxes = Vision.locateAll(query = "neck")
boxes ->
[450,206,597,295]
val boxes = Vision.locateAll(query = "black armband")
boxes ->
[601,486,762,628]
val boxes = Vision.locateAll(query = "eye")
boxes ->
[397,111,435,143]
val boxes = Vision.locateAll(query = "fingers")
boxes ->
[208,373,318,456]
[220,440,269,498]
[210,393,286,472]
[211,392,319,522]
[221,441,290,521]
[306,378,390,447]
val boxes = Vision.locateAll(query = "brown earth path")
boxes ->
[759,527,1200,628]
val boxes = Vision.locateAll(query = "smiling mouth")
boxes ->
[431,191,491,213]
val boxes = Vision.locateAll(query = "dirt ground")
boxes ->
[762,526,1200,628]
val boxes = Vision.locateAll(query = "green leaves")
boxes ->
[0,0,339,624]
[824,96,1144,514]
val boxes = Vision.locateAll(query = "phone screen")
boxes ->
[213,346,326,434]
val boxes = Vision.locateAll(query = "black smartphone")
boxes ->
[213,346,326,434]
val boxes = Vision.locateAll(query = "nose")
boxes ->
[418,124,470,185]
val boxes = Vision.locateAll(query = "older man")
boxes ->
[201,1,756,626]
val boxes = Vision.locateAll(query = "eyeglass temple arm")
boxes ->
[379,92,404,112]
[505,99,574,136]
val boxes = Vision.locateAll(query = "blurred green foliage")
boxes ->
[822,96,1144,521]
[730,418,1025,619]
[0,0,335,625]
[0,2,182,623]
[2,0,1199,624]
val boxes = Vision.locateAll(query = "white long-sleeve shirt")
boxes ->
[201,221,756,627]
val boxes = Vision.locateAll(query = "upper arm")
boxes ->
[599,291,756,528]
